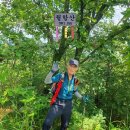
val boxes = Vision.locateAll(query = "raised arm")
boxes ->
[44,61,59,84]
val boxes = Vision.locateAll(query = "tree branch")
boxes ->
[80,23,130,64]
[89,3,109,30]
[95,4,109,23]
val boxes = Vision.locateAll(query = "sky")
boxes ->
[112,6,126,24]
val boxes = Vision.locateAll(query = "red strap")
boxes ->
[50,80,63,106]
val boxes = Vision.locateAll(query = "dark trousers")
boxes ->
[42,98,72,130]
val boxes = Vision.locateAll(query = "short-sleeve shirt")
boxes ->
[51,72,77,100]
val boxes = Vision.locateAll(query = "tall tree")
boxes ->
[0,0,130,62]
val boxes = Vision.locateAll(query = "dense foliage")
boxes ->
[0,0,130,130]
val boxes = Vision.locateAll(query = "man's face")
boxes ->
[67,64,78,75]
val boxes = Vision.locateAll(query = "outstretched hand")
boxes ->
[51,61,59,73]
[82,95,89,103]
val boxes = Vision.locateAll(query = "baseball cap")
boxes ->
[69,59,79,67]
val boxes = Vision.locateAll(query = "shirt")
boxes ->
[51,72,77,100]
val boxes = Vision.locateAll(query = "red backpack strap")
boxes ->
[50,73,64,106]
[74,77,80,93]
[74,77,80,86]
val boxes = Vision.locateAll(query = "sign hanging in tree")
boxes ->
[54,13,76,26]
[54,13,76,41]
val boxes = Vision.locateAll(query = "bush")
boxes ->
[69,109,106,130]
[0,86,49,130]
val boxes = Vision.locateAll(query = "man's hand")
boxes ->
[51,61,59,73]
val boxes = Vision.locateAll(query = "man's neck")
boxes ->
[68,73,73,80]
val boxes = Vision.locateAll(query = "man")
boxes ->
[42,59,88,130]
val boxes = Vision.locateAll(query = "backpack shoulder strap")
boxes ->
[50,72,65,106]
[74,76,80,86]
